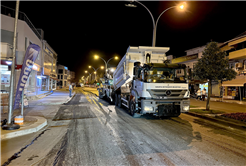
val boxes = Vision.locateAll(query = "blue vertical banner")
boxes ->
[14,44,41,110]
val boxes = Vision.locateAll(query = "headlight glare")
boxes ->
[144,106,153,112]
[183,106,189,111]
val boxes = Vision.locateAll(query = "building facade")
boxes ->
[1,6,58,95]
[171,44,223,96]
[57,65,75,88]
[220,31,246,101]
[57,65,68,88]
[41,39,58,91]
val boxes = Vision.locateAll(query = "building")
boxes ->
[57,66,75,88]
[171,45,208,95]
[220,31,246,100]
[41,39,58,91]
[57,65,68,88]
[171,43,223,96]
[1,5,58,95]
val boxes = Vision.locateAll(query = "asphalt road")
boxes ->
[3,88,246,166]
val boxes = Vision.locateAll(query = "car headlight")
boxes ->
[144,106,153,112]
[183,105,189,111]
[147,79,152,82]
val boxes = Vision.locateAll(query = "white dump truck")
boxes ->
[111,46,190,117]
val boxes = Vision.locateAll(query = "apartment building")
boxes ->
[57,65,68,88]
[0,5,58,94]
[220,31,246,100]
[171,43,223,96]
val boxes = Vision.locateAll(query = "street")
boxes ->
[1,88,246,166]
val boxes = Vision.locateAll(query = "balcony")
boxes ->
[229,48,246,60]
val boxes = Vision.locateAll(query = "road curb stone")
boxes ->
[1,116,47,140]
[186,112,246,130]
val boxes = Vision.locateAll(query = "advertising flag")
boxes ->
[14,44,41,109]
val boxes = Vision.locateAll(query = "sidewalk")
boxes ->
[210,97,246,105]
[1,90,76,140]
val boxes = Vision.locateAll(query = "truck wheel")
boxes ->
[115,94,118,106]
[99,90,104,99]
[117,94,122,108]
[130,100,135,116]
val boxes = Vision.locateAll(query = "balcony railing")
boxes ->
[229,48,246,60]
[1,5,42,40]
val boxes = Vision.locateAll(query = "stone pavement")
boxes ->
[1,90,76,140]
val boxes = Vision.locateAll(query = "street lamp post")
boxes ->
[94,56,118,77]
[126,0,185,46]
[2,0,20,130]
[85,71,92,83]
[88,65,104,82]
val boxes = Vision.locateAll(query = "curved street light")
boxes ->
[85,70,93,83]
[126,1,186,46]
[94,55,118,75]
[88,65,104,82]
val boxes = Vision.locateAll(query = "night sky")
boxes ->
[1,1,246,80]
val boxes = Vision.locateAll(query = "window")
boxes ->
[61,75,63,79]
[65,70,67,74]
[58,69,63,74]
[64,76,67,79]
[58,75,60,79]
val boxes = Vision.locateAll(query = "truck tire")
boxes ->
[99,89,104,99]
[117,94,122,108]
[115,94,118,106]
[130,100,141,118]
[129,100,135,116]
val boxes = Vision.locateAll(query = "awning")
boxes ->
[50,77,59,81]
[222,76,246,87]
[189,80,207,84]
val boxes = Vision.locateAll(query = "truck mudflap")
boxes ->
[158,104,180,117]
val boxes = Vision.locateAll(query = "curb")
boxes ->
[1,116,47,140]
[63,92,76,104]
[186,112,246,130]
[27,91,53,101]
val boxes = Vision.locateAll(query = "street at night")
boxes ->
[1,1,246,166]
[1,87,246,165]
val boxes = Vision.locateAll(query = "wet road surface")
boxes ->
[3,89,246,166]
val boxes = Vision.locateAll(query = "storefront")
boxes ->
[222,76,246,101]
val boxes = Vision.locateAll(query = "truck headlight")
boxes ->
[183,106,189,111]
[144,106,153,112]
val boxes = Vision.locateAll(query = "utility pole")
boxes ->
[2,0,20,130]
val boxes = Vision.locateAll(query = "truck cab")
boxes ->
[131,62,190,117]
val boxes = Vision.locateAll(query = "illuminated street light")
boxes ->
[88,65,104,81]
[126,1,186,46]
[94,55,119,75]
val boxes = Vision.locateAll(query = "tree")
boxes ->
[193,42,237,111]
